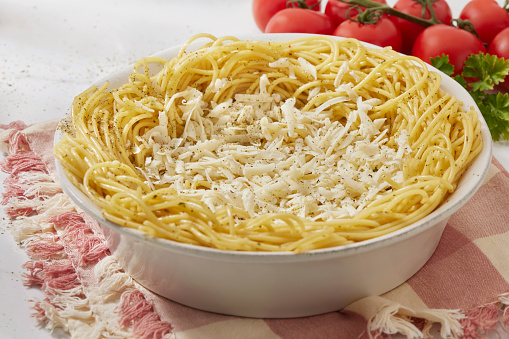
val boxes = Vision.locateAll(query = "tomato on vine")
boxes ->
[324,0,387,26]
[412,25,486,75]
[265,8,336,35]
[459,0,509,45]
[252,0,320,32]
[333,14,402,52]
[390,0,452,55]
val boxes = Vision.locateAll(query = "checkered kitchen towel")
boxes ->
[2,120,509,339]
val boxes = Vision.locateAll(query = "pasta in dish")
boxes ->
[54,34,483,252]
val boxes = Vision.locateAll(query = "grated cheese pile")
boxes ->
[135,69,412,221]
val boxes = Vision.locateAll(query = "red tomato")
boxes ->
[324,0,387,27]
[460,0,509,45]
[488,27,509,90]
[252,0,320,32]
[265,8,336,35]
[333,16,402,52]
[489,27,509,59]
[390,0,452,55]
[412,25,486,75]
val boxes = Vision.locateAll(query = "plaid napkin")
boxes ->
[2,120,509,339]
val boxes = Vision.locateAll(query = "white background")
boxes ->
[0,0,508,338]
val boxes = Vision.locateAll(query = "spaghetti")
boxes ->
[54,34,483,252]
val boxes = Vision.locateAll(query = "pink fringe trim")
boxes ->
[49,212,110,267]
[1,123,173,338]
[460,302,509,339]
[22,261,46,286]
[26,234,65,259]
[1,176,29,203]
[503,305,509,326]
[1,127,47,217]
[1,121,29,155]
[23,259,80,297]
[0,151,47,175]
[119,290,173,339]
[42,268,81,295]
[21,231,80,296]
[5,206,36,218]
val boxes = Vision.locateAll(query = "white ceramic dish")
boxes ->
[54,33,493,318]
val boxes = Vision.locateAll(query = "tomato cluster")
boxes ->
[252,0,509,76]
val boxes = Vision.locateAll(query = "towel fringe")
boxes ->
[94,255,134,302]
[48,212,110,267]
[367,297,509,339]
[367,303,465,339]
[119,290,174,339]
[1,122,173,338]
[499,293,509,328]
[25,234,65,260]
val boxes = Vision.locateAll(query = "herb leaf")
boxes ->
[431,55,455,76]
[432,52,509,141]
[462,53,509,92]
[478,92,509,141]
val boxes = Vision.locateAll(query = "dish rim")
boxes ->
[54,33,494,263]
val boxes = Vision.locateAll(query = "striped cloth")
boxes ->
[1,120,509,339]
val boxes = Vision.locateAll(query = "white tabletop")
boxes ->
[0,0,507,338]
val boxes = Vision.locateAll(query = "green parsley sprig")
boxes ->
[431,53,509,142]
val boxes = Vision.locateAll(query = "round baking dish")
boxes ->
[55,34,493,318]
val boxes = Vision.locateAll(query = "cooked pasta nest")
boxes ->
[54,34,483,252]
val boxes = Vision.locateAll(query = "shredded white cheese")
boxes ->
[334,61,350,90]
[297,57,317,80]
[269,58,296,79]
[138,60,412,221]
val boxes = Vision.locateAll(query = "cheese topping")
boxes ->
[137,71,411,221]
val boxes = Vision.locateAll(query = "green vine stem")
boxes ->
[337,0,446,27]
[452,18,481,39]
[286,0,321,10]
[348,6,384,24]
